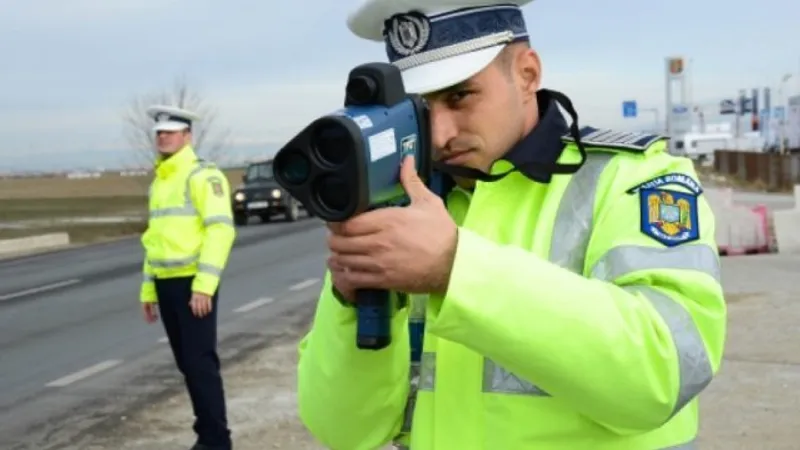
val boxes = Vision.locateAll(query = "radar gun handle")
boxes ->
[355,288,392,350]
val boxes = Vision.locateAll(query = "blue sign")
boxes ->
[774,106,785,120]
[622,100,637,118]
[672,104,689,114]
[760,108,770,120]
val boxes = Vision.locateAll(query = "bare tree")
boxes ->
[122,75,231,169]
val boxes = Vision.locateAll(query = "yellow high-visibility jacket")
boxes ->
[139,144,236,302]
[296,129,727,449]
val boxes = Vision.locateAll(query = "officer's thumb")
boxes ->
[400,155,429,203]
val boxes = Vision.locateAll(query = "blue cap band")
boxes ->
[154,113,192,127]
[382,4,529,64]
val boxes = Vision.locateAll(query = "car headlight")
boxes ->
[271,189,281,198]
[234,192,245,201]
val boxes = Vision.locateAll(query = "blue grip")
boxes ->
[409,320,425,362]
[356,288,392,350]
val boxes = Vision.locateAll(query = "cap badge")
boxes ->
[386,11,431,57]
[156,113,171,122]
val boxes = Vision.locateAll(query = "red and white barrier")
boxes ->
[772,185,800,254]
[705,187,772,256]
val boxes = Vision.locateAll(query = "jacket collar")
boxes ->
[155,144,196,178]
[494,89,570,183]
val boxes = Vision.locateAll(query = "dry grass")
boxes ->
[0,169,245,243]
[0,169,245,200]
[0,222,148,242]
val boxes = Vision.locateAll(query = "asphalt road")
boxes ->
[0,217,329,449]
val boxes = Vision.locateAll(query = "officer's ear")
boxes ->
[513,45,541,104]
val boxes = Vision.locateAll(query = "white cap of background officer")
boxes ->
[145,105,200,133]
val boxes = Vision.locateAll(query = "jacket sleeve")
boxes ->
[139,259,157,303]
[297,271,410,450]
[189,167,237,295]
[425,153,727,433]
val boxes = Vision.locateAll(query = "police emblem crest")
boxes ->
[385,11,431,57]
[639,187,699,247]
[156,113,171,122]
[208,177,224,197]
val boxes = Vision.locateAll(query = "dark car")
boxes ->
[231,159,305,225]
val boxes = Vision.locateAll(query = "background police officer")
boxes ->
[140,105,236,450]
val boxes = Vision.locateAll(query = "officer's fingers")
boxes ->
[327,233,378,255]
[340,270,383,295]
[190,299,201,317]
[330,269,356,303]
[331,253,383,274]
[399,155,431,203]
[326,221,344,234]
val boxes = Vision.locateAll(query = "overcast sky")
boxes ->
[1,0,798,158]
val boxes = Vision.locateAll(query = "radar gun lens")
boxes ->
[313,124,351,167]
[276,150,311,185]
[314,175,350,214]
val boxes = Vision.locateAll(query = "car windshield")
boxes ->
[245,162,273,182]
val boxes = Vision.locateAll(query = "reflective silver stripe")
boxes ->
[398,296,429,437]
[143,274,154,282]
[418,352,435,391]
[548,152,616,273]
[591,244,721,283]
[204,215,233,226]
[623,285,713,419]
[149,207,195,217]
[482,152,615,395]
[483,359,549,395]
[148,255,199,268]
[197,262,222,276]
[399,361,419,434]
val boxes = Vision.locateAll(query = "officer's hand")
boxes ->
[327,155,458,298]
[142,303,159,323]
[190,292,213,317]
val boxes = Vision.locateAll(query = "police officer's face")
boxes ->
[156,129,191,154]
[425,44,541,176]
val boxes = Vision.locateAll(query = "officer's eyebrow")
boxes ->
[426,81,475,100]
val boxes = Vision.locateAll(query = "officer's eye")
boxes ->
[446,90,474,107]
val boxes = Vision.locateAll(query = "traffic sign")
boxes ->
[622,100,637,118]
[672,104,689,114]
[719,99,736,115]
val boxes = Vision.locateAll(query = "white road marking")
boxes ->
[289,278,319,291]
[45,359,123,388]
[0,279,81,301]
[157,337,169,343]
[233,297,274,313]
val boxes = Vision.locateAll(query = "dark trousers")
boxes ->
[154,276,231,449]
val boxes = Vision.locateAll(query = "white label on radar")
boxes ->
[368,128,397,162]
[352,115,373,129]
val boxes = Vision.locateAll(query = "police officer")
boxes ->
[296,0,727,449]
[140,105,236,450]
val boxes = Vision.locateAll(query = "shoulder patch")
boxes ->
[562,126,666,152]
[639,186,699,247]
[207,175,225,197]
[626,172,703,196]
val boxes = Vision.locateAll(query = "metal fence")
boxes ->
[713,150,800,191]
